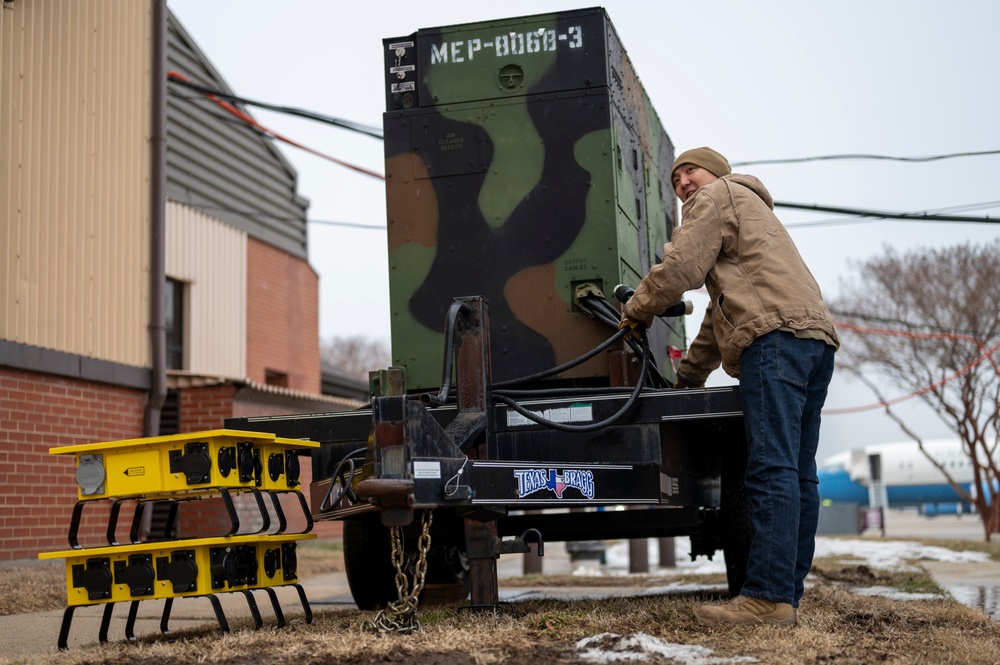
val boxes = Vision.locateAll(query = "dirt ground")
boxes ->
[3,540,1000,665]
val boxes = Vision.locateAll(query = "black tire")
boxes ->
[720,444,753,597]
[343,512,471,609]
[421,542,470,605]
[343,513,397,610]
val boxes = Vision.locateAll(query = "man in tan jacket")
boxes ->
[621,147,838,625]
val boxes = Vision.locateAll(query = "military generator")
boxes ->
[229,7,749,621]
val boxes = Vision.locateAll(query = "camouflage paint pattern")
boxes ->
[383,7,682,391]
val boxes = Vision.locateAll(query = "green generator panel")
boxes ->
[383,7,682,391]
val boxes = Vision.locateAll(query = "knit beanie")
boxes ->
[672,147,732,178]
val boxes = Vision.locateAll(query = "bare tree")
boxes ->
[321,335,391,380]
[831,239,1000,541]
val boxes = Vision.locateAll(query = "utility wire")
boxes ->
[167,71,385,180]
[732,150,1000,167]
[776,201,997,225]
[829,308,989,338]
[167,73,383,139]
[168,73,999,225]
[170,200,386,231]
[167,75,999,180]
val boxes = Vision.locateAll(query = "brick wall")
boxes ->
[0,368,146,561]
[179,384,239,431]
[245,238,321,394]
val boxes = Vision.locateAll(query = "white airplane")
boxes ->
[817,438,989,516]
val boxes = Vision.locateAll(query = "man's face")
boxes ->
[672,164,719,202]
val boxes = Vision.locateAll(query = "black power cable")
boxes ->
[492,327,632,388]
[494,333,651,433]
[579,294,669,389]
[320,447,367,511]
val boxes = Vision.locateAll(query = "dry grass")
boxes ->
[4,538,1000,665]
[7,583,1000,665]
[292,538,345,577]
[0,562,67,616]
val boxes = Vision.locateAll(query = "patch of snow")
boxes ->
[813,538,989,571]
[602,537,727,575]
[597,535,987,577]
[851,585,944,601]
[644,582,727,595]
[577,632,758,664]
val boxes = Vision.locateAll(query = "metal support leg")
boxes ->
[266,491,287,534]
[107,499,126,545]
[462,518,501,610]
[98,602,115,643]
[125,600,141,641]
[218,488,242,536]
[68,502,86,549]
[240,590,263,629]
[163,500,181,540]
[57,606,77,651]
[291,490,313,534]
[160,597,174,635]
[207,594,231,633]
[247,488,271,535]
[293,583,313,624]
[260,587,286,627]
[129,500,147,544]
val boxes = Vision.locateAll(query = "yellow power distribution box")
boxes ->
[50,429,319,500]
[39,532,316,606]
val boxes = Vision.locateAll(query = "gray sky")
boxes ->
[166,0,1000,459]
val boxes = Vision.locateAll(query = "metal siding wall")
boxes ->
[165,12,310,260]
[0,0,151,367]
[165,202,247,379]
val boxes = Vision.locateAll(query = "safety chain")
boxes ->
[369,509,434,634]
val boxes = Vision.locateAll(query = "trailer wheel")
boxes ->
[343,513,471,609]
[720,448,753,597]
[343,513,397,610]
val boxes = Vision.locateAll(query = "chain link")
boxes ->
[369,509,433,634]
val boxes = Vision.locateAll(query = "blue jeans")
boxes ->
[738,330,835,607]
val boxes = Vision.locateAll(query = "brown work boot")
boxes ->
[693,595,797,626]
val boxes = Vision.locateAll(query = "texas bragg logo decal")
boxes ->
[513,468,595,499]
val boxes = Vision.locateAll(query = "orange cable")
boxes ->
[834,321,1000,376]
[167,71,385,180]
[823,321,1000,415]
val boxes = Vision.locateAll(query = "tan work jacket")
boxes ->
[623,174,839,383]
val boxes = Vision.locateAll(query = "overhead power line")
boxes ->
[167,73,383,139]
[172,200,386,231]
[776,201,997,225]
[732,150,1000,167]
[167,71,384,180]
[166,73,998,225]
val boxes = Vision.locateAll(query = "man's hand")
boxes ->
[672,374,704,389]
[618,313,646,341]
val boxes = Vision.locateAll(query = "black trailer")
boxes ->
[227,297,750,615]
